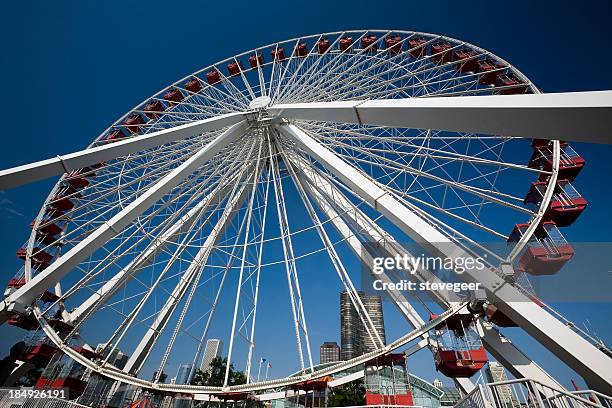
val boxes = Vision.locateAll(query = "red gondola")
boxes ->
[484,304,517,327]
[65,170,91,189]
[430,42,453,64]
[35,232,61,247]
[45,207,65,219]
[6,277,60,302]
[454,49,479,72]
[295,42,308,57]
[248,53,264,68]
[35,348,96,399]
[105,128,125,143]
[271,47,286,61]
[25,342,59,365]
[17,247,53,268]
[227,61,243,76]
[123,114,144,134]
[408,37,427,58]
[163,88,184,104]
[8,313,39,330]
[524,180,587,226]
[361,35,378,52]
[317,38,330,54]
[339,36,353,53]
[528,143,586,181]
[31,220,62,237]
[205,71,220,86]
[385,35,402,54]
[429,314,488,378]
[144,100,165,119]
[49,195,74,212]
[508,222,574,275]
[185,78,203,92]
[531,138,552,149]
[496,73,528,94]
[365,354,413,406]
[47,318,75,334]
[477,59,505,85]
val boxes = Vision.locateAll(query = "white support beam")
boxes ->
[0,112,245,190]
[269,91,612,144]
[0,121,249,321]
[123,180,249,374]
[291,156,477,393]
[294,159,563,390]
[278,123,612,395]
[67,176,241,323]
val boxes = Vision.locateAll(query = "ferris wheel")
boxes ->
[1,29,611,398]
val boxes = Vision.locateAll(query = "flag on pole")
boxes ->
[267,362,272,368]
[260,357,267,363]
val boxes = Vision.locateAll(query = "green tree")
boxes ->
[190,357,247,387]
[326,379,365,407]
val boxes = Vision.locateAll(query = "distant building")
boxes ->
[94,342,128,369]
[340,291,386,360]
[433,378,444,389]
[486,362,517,405]
[153,371,167,383]
[439,386,462,407]
[78,344,131,407]
[410,374,445,408]
[175,364,193,385]
[319,342,340,364]
[201,339,223,372]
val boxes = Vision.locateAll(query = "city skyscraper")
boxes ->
[175,363,193,385]
[320,341,340,364]
[200,339,223,372]
[486,362,518,405]
[340,291,386,360]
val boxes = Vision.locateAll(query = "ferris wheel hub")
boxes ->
[248,95,272,110]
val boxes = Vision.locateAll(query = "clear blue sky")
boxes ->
[1,0,611,388]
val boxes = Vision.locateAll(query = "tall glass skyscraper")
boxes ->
[175,363,193,385]
[340,291,386,360]
[200,339,223,372]
[320,341,341,364]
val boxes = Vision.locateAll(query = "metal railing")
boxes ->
[454,379,612,408]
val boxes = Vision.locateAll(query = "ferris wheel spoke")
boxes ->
[71,139,258,319]
[224,140,265,387]
[37,147,233,272]
[299,50,421,102]
[309,125,541,176]
[64,161,250,323]
[273,33,333,102]
[117,156,257,373]
[156,153,261,382]
[1,122,250,321]
[290,152,439,321]
[268,135,314,373]
[282,144,384,349]
[66,156,252,340]
[315,135,532,214]
[243,162,271,383]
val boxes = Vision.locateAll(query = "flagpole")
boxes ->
[257,358,263,382]
[265,363,270,380]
